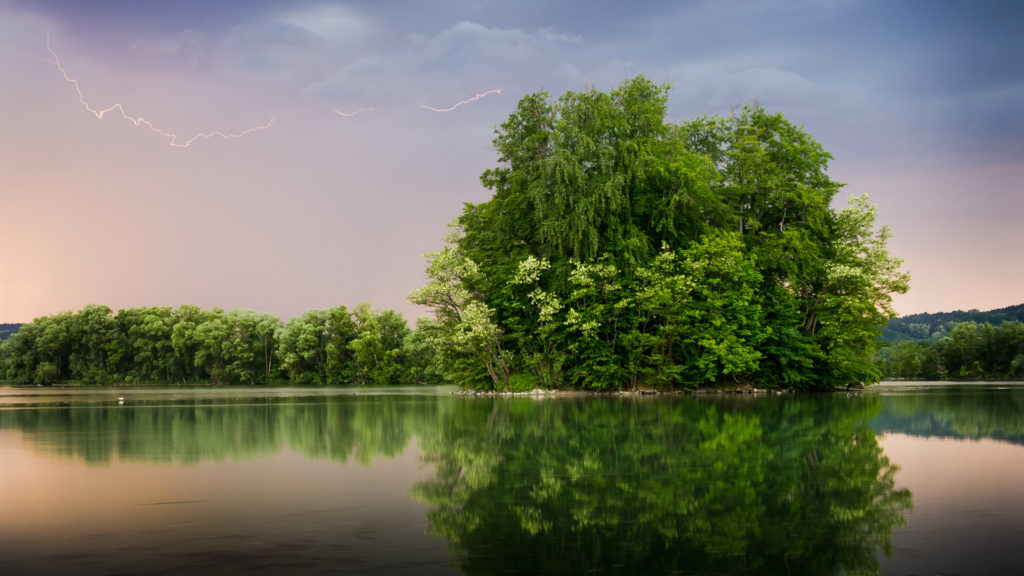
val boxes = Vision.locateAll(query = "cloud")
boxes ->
[220,21,323,72]
[278,3,373,41]
[568,55,833,116]
[130,29,206,69]
[304,21,581,106]
[678,65,819,110]
[418,21,580,68]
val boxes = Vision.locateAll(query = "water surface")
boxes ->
[1,383,1021,575]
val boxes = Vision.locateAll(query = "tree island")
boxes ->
[411,76,909,392]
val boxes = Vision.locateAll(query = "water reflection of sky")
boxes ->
[879,434,1024,575]
[4,384,1024,575]
[0,432,457,575]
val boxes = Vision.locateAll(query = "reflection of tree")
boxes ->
[0,396,445,465]
[874,385,1024,444]
[414,395,911,576]
[1,392,915,574]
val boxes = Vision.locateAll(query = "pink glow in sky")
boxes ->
[1,1,1022,322]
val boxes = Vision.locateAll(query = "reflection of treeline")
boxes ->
[0,395,446,465]
[873,385,1024,444]
[0,304,443,386]
[414,395,911,576]
[877,321,1024,380]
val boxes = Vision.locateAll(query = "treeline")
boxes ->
[0,304,440,386]
[877,321,1024,379]
[0,323,21,340]
[881,303,1024,342]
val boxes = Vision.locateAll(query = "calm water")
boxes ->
[1,383,1023,575]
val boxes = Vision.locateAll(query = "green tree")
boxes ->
[939,322,981,378]
[223,309,281,385]
[68,304,117,383]
[3,321,42,383]
[194,308,232,384]
[324,305,358,384]
[562,258,630,389]
[886,341,923,379]
[2,303,428,386]
[171,305,206,383]
[34,361,58,384]
[35,313,74,381]
[414,77,908,390]
[350,304,413,385]
[0,336,7,380]
[813,196,911,384]
[277,309,330,384]
[410,234,512,390]
[676,231,764,384]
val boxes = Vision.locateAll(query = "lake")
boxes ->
[1,383,1022,575]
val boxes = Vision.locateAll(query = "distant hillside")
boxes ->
[882,304,1024,342]
[0,323,21,340]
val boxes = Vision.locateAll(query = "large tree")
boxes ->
[414,76,908,390]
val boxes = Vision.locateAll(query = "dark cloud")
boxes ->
[2,0,282,35]
[3,0,1022,318]
[305,20,580,105]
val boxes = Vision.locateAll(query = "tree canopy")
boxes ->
[0,303,437,386]
[413,76,909,391]
[877,320,1024,380]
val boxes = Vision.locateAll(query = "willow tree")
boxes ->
[414,76,908,390]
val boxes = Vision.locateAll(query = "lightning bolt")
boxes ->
[3,41,51,63]
[333,107,374,118]
[421,89,502,112]
[34,33,272,148]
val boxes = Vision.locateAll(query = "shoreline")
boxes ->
[453,385,797,397]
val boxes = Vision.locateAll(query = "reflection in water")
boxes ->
[413,395,911,576]
[0,390,457,576]
[878,433,1024,575]
[0,388,915,575]
[873,382,1024,443]
[870,383,1024,575]
[0,392,446,465]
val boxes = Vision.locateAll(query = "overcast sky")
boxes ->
[2,0,1022,322]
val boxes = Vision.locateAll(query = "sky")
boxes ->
[1,0,1022,323]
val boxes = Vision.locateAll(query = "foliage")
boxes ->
[0,303,434,386]
[877,320,1024,380]
[881,303,1024,343]
[413,394,911,575]
[0,323,22,341]
[413,76,908,390]
[409,235,512,390]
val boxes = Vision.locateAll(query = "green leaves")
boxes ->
[410,235,511,390]
[415,76,909,390]
[813,196,911,384]
[3,303,427,386]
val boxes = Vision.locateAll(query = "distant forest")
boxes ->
[0,323,21,340]
[881,304,1024,342]
[878,304,1024,380]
